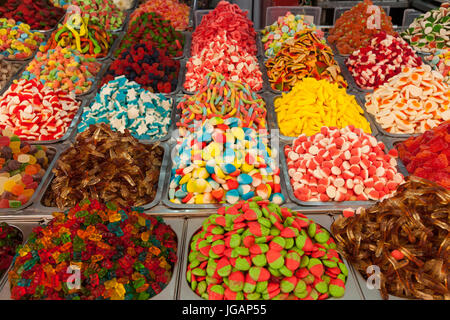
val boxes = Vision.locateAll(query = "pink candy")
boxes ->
[285,125,404,202]
[184,31,263,92]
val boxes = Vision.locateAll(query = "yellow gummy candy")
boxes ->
[274,78,372,137]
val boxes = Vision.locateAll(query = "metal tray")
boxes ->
[0,145,61,215]
[0,61,28,96]
[181,55,268,95]
[0,217,46,295]
[178,214,364,300]
[280,136,409,209]
[356,93,422,140]
[0,216,186,300]
[33,141,170,214]
[329,215,406,300]
[267,90,379,144]
[75,94,177,144]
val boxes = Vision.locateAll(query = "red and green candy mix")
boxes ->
[186,198,348,300]
[0,0,65,31]
[8,200,178,300]
[115,12,184,58]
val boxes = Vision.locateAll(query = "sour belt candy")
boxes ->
[131,0,190,31]
[401,3,450,53]
[285,125,404,202]
[169,117,284,205]
[0,78,81,141]
[0,56,21,90]
[346,32,423,90]
[331,176,449,300]
[115,12,184,58]
[42,123,163,209]
[0,0,65,31]
[275,78,372,137]
[40,15,114,59]
[328,0,396,55]
[186,199,348,300]
[177,72,267,132]
[103,42,180,94]
[21,46,101,95]
[185,32,263,92]
[0,19,45,60]
[9,200,178,300]
[192,1,257,57]
[79,76,172,140]
[266,30,347,92]
[0,223,22,278]
[261,11,325,58]
[365,65,450,134]
[0,131,54,208]
[423,48,450,84]
[397,121,450,189]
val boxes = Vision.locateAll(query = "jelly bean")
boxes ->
[186,198,348,300]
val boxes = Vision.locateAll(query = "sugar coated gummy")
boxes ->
[266,30,347,92]
[79,76,173,140]
[170,117,284,205]
[0,19,45,60]
[328,0,396,55]
[8,200,178,300]
[397,121,450,189]
[43,123,163,209]
[0,131,54,208]
[285,125,404,202]
[186,198,348,300]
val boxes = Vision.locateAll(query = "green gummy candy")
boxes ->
[315,231,330,243]
[246,293,261,300]
[300,255,309,268]
[192,268,206,276]
[268,266,281,277]
[235,246,249,256]
[323,260,337,268]
[235,257,251,271]
[308,223,317,238]
[252,254,267,267]
[256,281,268,293]
[285,238,294,249]
[197,281,207,295]
[258,217,272,228]
[207,259,217,277]
[329,284,345,298]
[315,281,328,294]
[338,262,348,276]
[189,260,200,268]
[270,227,280,236]
[243,281,256,293]
[229,234,241,248]
[279,265,293,277]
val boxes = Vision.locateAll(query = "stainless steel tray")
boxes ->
[0,217,46,296]
[0,215,186,300]
[32,141,170,214]
[280,136,409,208]
[178,214,364,300]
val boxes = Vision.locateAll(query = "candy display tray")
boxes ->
[178,214,364,300]
[180,55,269,95]
[28,141,170,214]
[356,93,422,140]
[0,144,60,215]
[267,93,380,145]
[329,215,406,300]
[280,136,410,209]
[335,55,374,94]
[0,215,186,300]
[0,217,47,295]
[0,61,29,96]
